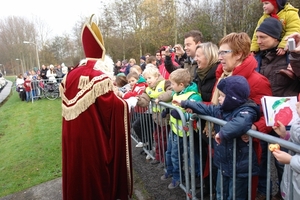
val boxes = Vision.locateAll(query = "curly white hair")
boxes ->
[79,55,114,79]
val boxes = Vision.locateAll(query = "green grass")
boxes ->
[0,76,62,197]
[0,76,151,199]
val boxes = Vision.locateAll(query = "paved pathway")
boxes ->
[0,80,13,104]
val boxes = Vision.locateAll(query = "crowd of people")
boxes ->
[10,2,299,198]
[15,63,69,102]
[111,2,300,198]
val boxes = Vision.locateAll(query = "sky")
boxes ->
[0,0,108,37]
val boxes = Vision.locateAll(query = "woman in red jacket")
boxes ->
[211,32,273,200]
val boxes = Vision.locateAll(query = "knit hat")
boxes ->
[140,56,146,61]
[217,75,250,111]
[276,0,287,11]
[116,72,126,77]
[256,17,282,40]
[261,0,278,11]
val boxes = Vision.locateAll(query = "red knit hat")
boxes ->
[261,0,279,19]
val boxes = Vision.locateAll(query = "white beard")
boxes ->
[79,55,114,79]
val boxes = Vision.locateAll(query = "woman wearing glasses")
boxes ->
[211,32,272,200]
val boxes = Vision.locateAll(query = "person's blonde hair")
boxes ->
[128,58,136,64]
[142,66,160,78]
[169,69,191,87]
[196,42,219,67]
[130,65,142,74]
[219,32,251,62]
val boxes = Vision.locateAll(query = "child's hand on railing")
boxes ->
[172,99,181,106]
[185,108,193,113]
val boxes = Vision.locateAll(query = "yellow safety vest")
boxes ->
[145,80,166,112]
[170,91,195,137]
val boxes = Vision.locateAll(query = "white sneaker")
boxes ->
[146,154,151,160]
[135,142,144,148]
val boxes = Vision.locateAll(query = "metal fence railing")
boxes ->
[16,78,63,102]
[130,100,300,200]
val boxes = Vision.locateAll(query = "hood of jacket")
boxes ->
[137,75,146,84]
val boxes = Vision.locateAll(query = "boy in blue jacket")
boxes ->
[173,75,260,199]
[160,68,202,189]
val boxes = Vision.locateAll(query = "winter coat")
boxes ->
[123,76,147,99]
[161,81,202,107]
[40,68,48,79]
[172,81,202,102]
[289,52,300,78]
[180,99,261,178]
[164,55,198,83]
[125,64,133,75]
[251,3,300,52]
[159,53,179,80]
[137,76,172,107]
[46,69,57,82]
[24,79,32,92]
[137,76,172,125]
[195,62,218,103]
[56,68,63,78]
[215,55,272,134]
[281,118,300,200]
[170,82,202,137]
[113,65,121,76]
[257,48,300,96]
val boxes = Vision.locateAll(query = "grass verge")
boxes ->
[0,76,151,199]
[0,76,62,197]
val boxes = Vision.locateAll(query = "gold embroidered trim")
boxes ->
[78,76,90,89]
[59,74,67,98]
[122,98,132,195]
[61,75,113,121]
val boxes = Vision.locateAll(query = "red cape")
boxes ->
[61,59,132,200]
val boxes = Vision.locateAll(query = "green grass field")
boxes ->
[0,76,62,197]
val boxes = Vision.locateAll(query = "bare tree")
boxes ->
[0,16,37,74]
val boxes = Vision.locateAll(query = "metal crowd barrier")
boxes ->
[130,100,300,200]
[18,78,63,102]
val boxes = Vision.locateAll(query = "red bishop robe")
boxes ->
[60,59,132,200]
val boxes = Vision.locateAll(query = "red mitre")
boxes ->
[81,14,106,60]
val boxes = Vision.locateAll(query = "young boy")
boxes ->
[251,0,300,55]
[23,76,32,102]
[173,75,261,199]
[272,96,300,200]
[116,71,148,148]
[137,66,172,163]
[160,68,202,189]
[116,71,147,100]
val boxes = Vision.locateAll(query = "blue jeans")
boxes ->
[165,131,184,182]
[25,91,31,102]
[216,169,248,200]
